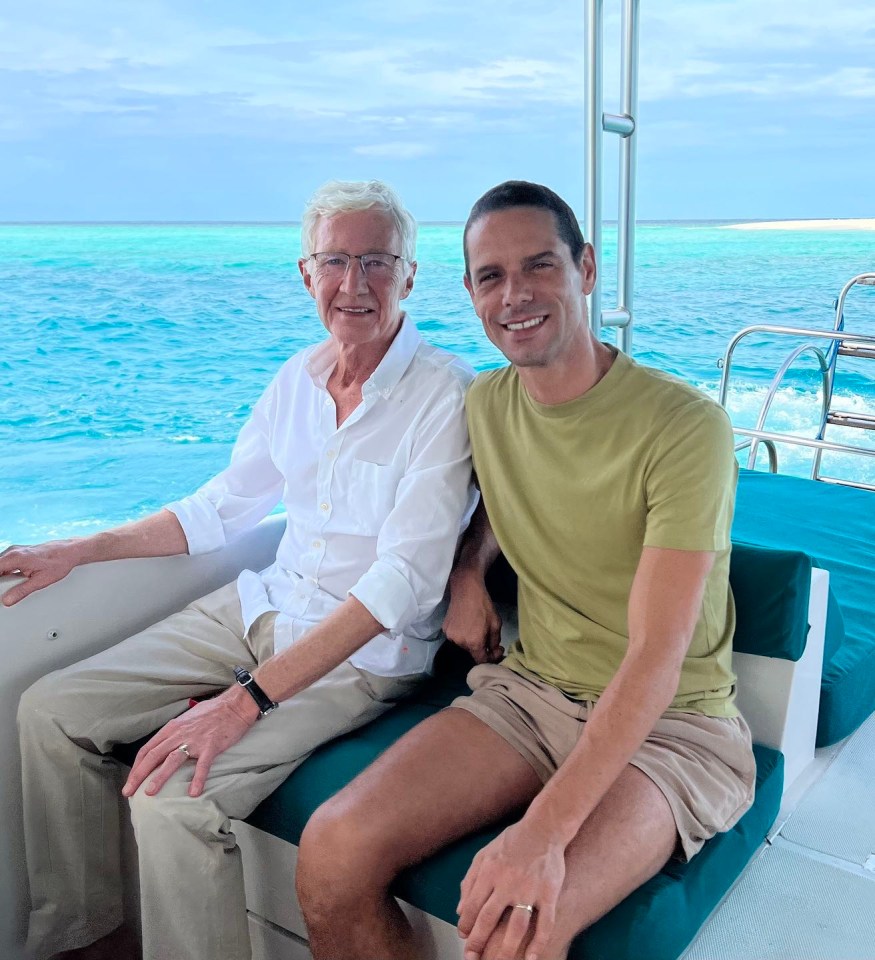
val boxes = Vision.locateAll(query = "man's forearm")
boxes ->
[245,595,385,710]
[523,546,713,846]
[451,498,500,580]
[524,650,682,846]
[77,509,189,563]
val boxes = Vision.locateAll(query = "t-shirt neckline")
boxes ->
[519,347,632,419]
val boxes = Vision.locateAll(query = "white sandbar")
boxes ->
[723,218,875,231]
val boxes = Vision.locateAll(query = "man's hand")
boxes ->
[443,568,504,664]
[0,541,81,606]
[1,511,189,608]
[457,820,566,960]
[122,689,260,799]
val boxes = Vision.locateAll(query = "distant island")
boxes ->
[724,219,875,231]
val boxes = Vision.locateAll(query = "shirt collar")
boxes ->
[305,313,421,399]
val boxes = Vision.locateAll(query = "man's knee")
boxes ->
[18,671,76,740]
[127,785,225,849]
[296,796,398,916]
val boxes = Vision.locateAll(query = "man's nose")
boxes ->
[339,257,369,294]
[502,273,534,307]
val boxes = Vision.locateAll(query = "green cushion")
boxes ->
[729,543,812,661]
[733,469,875,745]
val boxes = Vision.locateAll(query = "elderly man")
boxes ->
[7,179,475,960]
[296,181,756,960]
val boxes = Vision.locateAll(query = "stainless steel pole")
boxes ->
[617,0,640,353]
[584,0,603,339]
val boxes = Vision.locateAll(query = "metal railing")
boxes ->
[584,0,640,352]
[718,273,875,487]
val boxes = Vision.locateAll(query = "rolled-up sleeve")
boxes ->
[166,382,285,554]
[349,389,474,633]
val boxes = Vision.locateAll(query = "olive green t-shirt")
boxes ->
[467,350,739,717]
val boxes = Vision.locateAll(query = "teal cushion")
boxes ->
[733,469,875,745]
[729,542,811,660]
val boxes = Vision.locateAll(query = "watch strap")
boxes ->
[233,666,279,716]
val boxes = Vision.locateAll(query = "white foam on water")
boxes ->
[699,382,875,485]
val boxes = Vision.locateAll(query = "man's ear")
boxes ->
[580,243,597,297]
[400,260,417,300]
[298,258,317,300]
[463,272,474,302]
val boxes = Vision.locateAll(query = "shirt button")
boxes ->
[326,449,336,459]
[320,502,329,511]
[309,577,318,584]
[324,397,332,407]
[312,540,322,548]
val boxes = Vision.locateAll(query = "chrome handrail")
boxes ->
[746,342,830,471]
[735,437,779,474]
[719,282,875,487]
[718,324,875,407]
[729,428,875,461]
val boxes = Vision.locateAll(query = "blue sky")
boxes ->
[1,0,874,221]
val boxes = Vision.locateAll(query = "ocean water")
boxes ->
[1,222,874,548]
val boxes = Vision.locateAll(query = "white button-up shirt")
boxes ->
[167,316,476,677]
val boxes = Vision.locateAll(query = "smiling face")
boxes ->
[298,207,415,350]
[463,205,596,369]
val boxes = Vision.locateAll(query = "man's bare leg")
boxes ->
[296,708,543,960]
[477,765,677,960]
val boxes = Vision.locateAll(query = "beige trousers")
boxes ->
[17,582,419,960]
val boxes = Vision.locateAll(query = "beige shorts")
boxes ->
[451,663,756,860]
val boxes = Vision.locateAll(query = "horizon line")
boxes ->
[0,218,773,227]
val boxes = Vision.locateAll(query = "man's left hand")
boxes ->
[457,820,566,960]
[122,690,259,799]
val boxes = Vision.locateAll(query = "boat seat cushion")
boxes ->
[733,469,875,746]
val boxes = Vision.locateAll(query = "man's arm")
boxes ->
[3,374,286,607]
[442,498,505,663]
[0,509,188,606]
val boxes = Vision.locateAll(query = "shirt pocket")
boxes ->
[346,458,399,536]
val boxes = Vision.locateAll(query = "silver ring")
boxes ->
[177,743,191,759]
[513,903,534,914]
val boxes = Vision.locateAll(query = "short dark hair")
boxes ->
[463,180,586,276]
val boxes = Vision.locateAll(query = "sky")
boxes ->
[1,0,874,222]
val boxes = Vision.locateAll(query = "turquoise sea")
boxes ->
[2,223,874,548]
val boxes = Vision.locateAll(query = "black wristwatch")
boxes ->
[233,666,279,717]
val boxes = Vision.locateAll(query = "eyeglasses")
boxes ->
[309,252,406,279]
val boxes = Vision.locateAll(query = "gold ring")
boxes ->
[178,743,191,759]
[513,903,534,914]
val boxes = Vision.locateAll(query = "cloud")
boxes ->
[354,142,433,159]
[1,0,873,150]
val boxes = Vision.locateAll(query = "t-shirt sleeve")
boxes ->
[643,399,737,552]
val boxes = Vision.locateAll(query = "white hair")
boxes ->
[300,180,417,261]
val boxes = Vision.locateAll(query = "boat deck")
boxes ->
[683,710,875,959]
